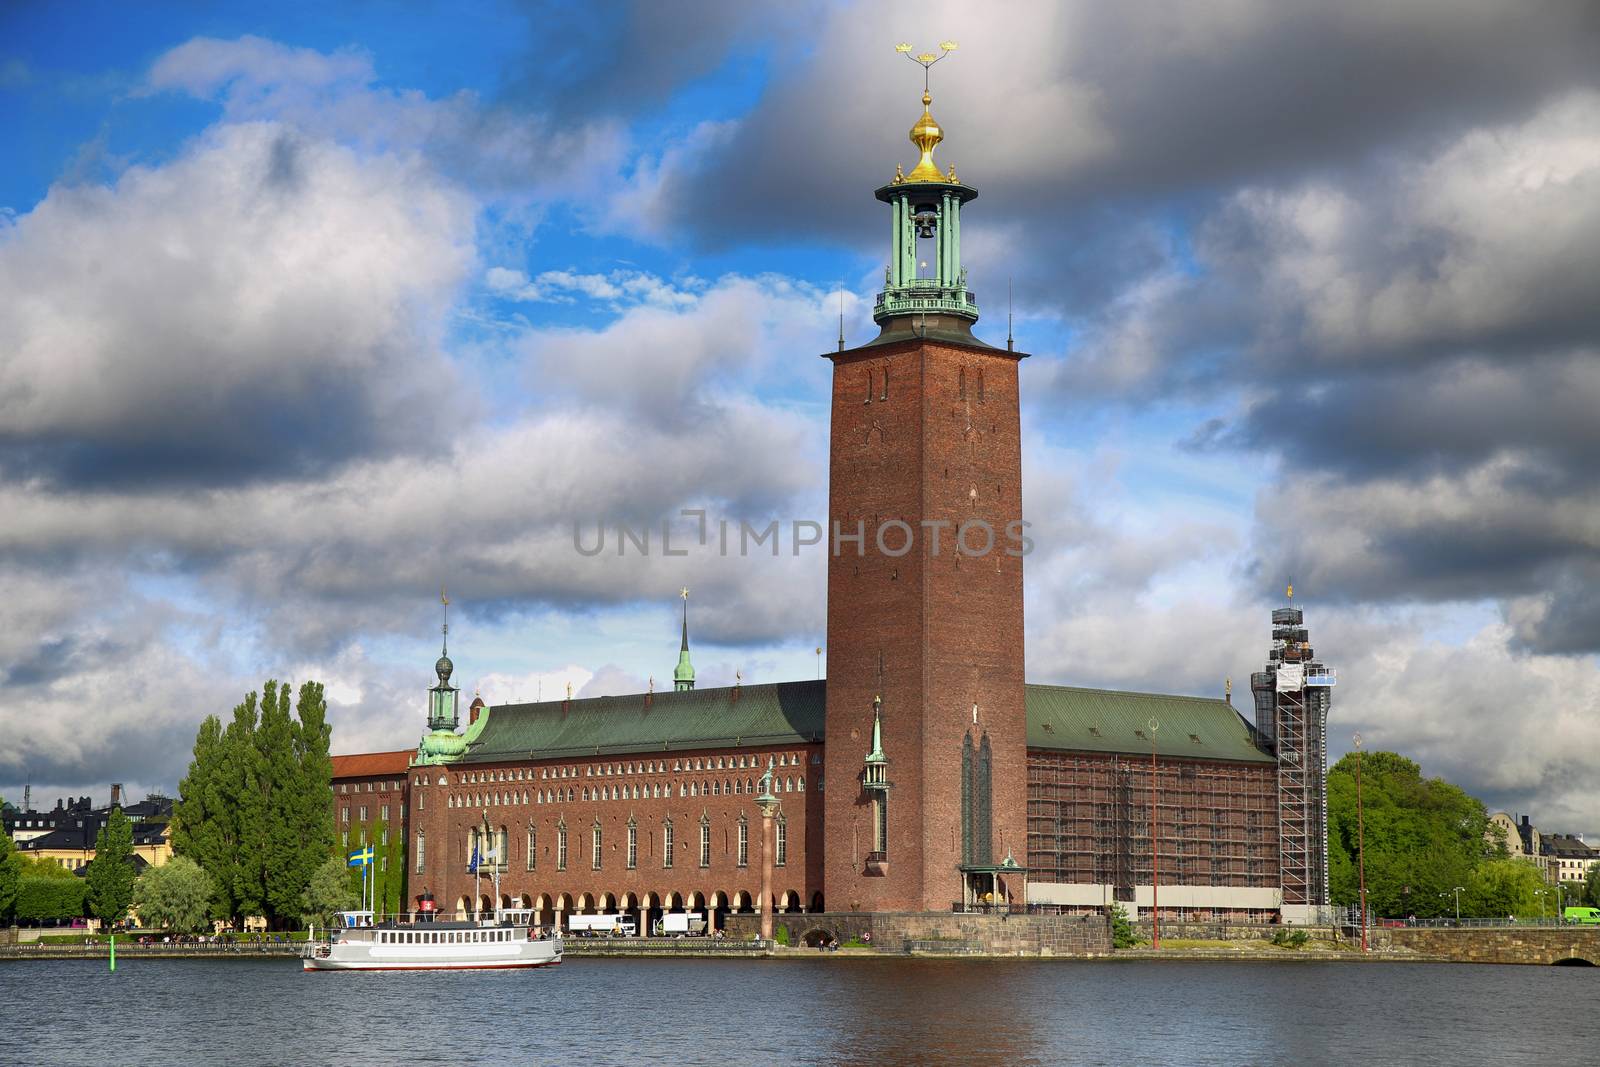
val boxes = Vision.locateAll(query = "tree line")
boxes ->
[1328,750,1600,919]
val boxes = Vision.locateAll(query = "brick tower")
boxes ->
[823,45,1028,913]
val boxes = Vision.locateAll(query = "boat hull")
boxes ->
[303,932,562,971]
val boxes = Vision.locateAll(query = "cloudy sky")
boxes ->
[3,1,1598,833]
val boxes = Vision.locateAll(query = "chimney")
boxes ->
[469,696,484,726]
[110,783,123,808]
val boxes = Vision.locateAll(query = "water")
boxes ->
[0,957,1591,1066]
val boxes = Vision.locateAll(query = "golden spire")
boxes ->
[894,41,958,183]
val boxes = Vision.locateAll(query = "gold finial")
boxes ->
[680,586,689,600]
[896,41,957,183]
[893,162,905,183]
[565,680,572,699]
[1286,583,1294,600]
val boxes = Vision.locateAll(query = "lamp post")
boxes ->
[1535,888,1548,924]
[1452,885,1464,924]
[1556,883,1565,924]
[1354,733,1368,952]
[1149,716,1160,951]
[756,757,781,945]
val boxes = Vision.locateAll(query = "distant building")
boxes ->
[1541,834,1599,886]
[5,789,173,872]
[1487,811,1527,859]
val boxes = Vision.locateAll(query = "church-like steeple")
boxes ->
[673,587,696,691]
[417,587,466,765]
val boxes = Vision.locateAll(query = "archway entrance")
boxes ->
[800,927,837,948]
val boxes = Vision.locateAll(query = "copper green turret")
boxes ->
[416,589,467,765]
[673,588,696,691]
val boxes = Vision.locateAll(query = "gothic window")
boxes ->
[663,819,675,869]
[872,792,887,855]
[627,819,638,870]
[699,816,712,868]
[961,733,974,865]
[591,822,603,870]
[526,826,536,871]
[775,815,787,867]
[557,822,568,871]
[977,733,993,864]
[416,831,425,873]
[881,367,889,401]
[737,816,749,868]
[865,370,874,404]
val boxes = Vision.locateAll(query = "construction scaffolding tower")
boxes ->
[1250,600,1332,920]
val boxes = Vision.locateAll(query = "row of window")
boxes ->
[445,776,807,810]
[417,817,788,875]
[425,751,816,789]
[339,805,393,825]
[336,779,403,794]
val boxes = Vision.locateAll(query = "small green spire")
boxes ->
[673,587,696,691]
[866,696,887,764]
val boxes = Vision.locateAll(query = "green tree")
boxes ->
[87,807,136,925]
[14,875,88,923]
[382,820,405,915]
[1328,751,1489,918]
[302,854,358,926]
[0,822,20,921]
[174,680,334,929]
[1584,864,1600,908]
[132,856,216,933]
[1465,859,1546,918]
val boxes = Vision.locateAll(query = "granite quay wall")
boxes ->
[726,911,1111,956]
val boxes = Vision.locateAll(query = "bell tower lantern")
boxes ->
[875,42,979,327]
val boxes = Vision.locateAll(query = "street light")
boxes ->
[1452,886,1464,924]
[1535,888,1548,924]
[1354,733,1368,952]
[755,757,781,945]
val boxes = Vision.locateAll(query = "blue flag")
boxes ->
[347,846,374,867]
[467,842,480,874]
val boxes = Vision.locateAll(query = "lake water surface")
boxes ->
[0,956,1592,1066]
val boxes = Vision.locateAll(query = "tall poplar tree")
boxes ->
[0,818,20,921]
[87,807,136,925]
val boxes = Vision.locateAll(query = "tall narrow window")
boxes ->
[959,367,966,400]
[415,831,425,873]
[961,733,974,865]
[873,793,888,854]
[977,733,993,864]
[775,816,787,867]
[592,822,603,870]
[977,368,985,402]
[526,826,536,871]
[627,819,638,869]
[699,816,712,868]
[880,366,889,401]
[663,819,675,869]
[865,369,874,404]
[737,816,749,868]
[557,822,568,871]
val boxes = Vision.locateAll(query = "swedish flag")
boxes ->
[347,846,374,867]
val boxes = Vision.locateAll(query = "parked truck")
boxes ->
[656,912,706,936]
[566,914,636,937]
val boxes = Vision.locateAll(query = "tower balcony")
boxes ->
[874,281,979,324]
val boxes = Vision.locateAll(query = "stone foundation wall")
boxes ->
[1387,927,1600,965]
[724,911,1111,956]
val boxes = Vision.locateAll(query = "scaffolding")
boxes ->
[1026,750,1279,918]
[1250,605,1331,912]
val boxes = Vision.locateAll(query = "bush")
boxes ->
[774,925,791,946]
[1270,928,1309,948]
[1108,904,1143,948]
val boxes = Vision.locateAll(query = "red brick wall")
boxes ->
[824,337,1028,912]
[406,744,823,923]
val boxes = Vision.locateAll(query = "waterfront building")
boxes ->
[1540,834,1600,885]
[345,60,1331,930]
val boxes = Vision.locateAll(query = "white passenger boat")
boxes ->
[302,909,561,972]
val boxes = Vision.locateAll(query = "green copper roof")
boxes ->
[1025,684,1272,764]
[463,680,1269,764]
[467,681,826,762]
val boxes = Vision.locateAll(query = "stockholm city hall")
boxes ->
[332,47,1334,936]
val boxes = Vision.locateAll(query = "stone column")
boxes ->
[760,812,776,942]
